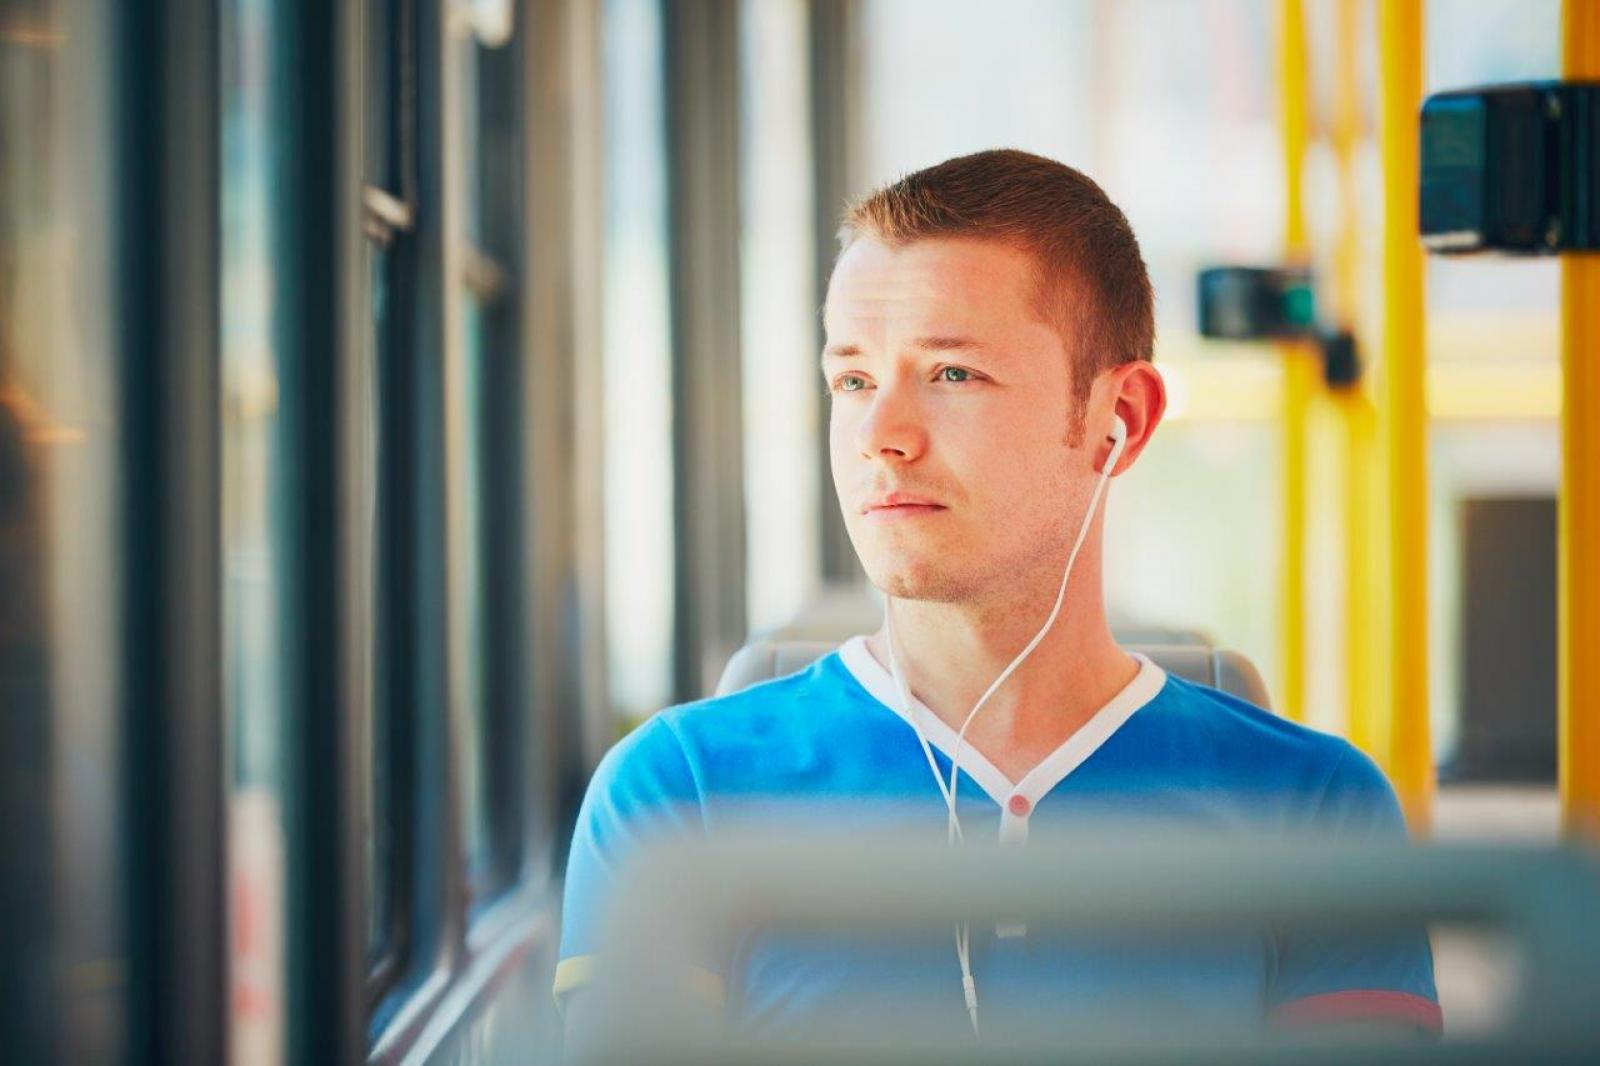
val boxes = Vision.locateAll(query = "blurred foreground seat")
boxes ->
[571,834,1600,1065]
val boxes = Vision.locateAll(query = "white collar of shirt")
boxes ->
[837,634,1167,841]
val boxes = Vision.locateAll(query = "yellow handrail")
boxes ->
[1330,0,1362,332]
[1340,391,1383,757]
[1278,0,1311,723]
[1379,0,1432,832]
[1331,0,1382,762]
[1561,0,1600,840]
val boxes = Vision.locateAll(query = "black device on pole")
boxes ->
[1318,328,1361,389]
[1420,81,1600,254]
[1196,266,1317,341]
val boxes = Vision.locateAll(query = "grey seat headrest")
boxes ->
[715,640,1272,711]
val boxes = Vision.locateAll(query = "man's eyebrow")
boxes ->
[912,335,986,353]
[820,337,986,362]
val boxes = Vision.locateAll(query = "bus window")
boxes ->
[601,0,676,724]
[221,0,287,1058]
[450,13,528,910]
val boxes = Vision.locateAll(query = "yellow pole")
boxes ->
[1331,0,1362,331]
[1379,0,1432,832]
[1278,0,1312,723]
[1331,0,1382,760]
[1340,392,1383,758]
[1561,0,1600,840]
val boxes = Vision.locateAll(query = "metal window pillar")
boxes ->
[111,1,225,1061]
[369,0,468,1055]
[363,0,411,1009]
[268,0,366,1059]
[663,0,748,701]
[809,0,864,585]
[522,0,612,795]
[465,0,532,893]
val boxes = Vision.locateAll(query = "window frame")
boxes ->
[460,22,532,913]
[258,0,370,1058]
[662,0,750,702]
[365,0,600,1056]
[361,0,419,1005]
[112,0,229,1061]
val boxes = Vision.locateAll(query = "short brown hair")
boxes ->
[838,149,1154,436]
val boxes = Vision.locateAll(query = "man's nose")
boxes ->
[853,381,927,462]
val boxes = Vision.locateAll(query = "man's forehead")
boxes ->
[825,240,1036,316]
[823,236,1048,342]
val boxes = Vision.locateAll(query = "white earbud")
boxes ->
[885,409,1130,1039]
[1102,414,1128,474]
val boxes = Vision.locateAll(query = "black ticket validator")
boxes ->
[1196,266,1316,341]
[1421,81,1600,255]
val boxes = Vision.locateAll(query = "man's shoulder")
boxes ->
[1149,671,1341,751]
[598,649,875,794]
[655,647,860,741]
[1136,673,1397,816]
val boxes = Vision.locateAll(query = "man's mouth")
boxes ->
[862,493,947,520]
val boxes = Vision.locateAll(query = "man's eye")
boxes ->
[937,366,974,382]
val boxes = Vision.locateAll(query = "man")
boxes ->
[556,149,1439,1040]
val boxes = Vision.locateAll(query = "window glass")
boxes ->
[362,229,392,967]
[451,28,494,906]
[1421,0,1560,766]
[454,19,525,906]
[461,291,494,898]
[221,0,287,1059]
[1424,0,1560,343]
[361,0,403,978]
[738,0,821,635]
[602,0,676,723]
[860,0,1097,191]
[1,0,124,1058]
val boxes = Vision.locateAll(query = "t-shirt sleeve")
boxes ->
[555,715,717,1012]
[1266,743,1442,1034]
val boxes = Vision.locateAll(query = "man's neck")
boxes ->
[863,572,1137,783]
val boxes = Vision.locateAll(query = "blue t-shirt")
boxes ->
[556,638,1440,1036]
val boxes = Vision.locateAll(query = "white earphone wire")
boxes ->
[883,418,1127,1039]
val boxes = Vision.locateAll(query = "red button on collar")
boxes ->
[1007,794,1031,817]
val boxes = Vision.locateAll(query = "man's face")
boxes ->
[823,236,1105,606]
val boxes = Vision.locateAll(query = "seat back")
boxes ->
[715,639,1273,710]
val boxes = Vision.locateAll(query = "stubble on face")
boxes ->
[823,236,1095,613]
[858,460,1086,613]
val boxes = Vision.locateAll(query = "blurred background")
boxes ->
[1,0,1593,1062]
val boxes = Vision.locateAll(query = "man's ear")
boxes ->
[1105,362,1166,477]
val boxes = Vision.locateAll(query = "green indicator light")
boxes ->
[1283,285,1315,326]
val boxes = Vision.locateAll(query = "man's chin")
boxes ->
[865,564,973,604]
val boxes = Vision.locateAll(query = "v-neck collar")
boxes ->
[837,634,1167,814]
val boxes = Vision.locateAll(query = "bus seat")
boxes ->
[764,581,1219,652]
[1107,623,1216,647]
[715,640,1274,710]
[763,581,886,643]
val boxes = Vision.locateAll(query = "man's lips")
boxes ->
[862,493,947,518]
